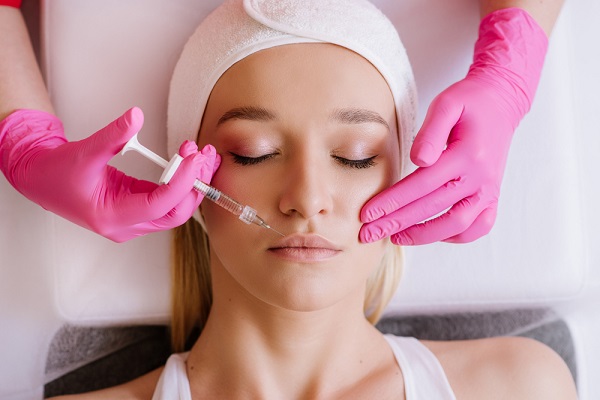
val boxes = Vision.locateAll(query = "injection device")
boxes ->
[121,134,284,237]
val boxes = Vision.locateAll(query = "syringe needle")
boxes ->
[248,214,285,237]
[193,180,284,236]
[121,133,285,237]
[265,225,285,237]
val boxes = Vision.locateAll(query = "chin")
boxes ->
[251,265,366,314]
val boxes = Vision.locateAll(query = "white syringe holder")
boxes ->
[158,156,261,226]
[120,133,181,184]
[119,133,284,236]
[120,133,169,168]
[159,154,183,185]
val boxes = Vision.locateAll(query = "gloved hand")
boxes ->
[0,107,220,242]
[360,8,548,245]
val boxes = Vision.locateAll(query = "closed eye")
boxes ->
[332,155,377,169]
[229,152,277,166]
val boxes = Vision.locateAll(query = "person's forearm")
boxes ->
[0,6,53,121]
[479,0,565,35]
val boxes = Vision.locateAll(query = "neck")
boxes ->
[186,266,388,399]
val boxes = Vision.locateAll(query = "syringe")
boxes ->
[121,134,284,237]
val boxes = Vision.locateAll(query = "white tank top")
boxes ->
[151,335,456,399]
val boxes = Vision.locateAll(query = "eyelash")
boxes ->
[230,152,377,169]
[332,155,377,169]
[229,152,276,165]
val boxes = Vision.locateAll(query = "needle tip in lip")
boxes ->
[253,215,285,236]
[259,222,285,237]
[263,223,285,237]
[270,227,285,237]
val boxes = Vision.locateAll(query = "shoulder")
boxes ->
[422,336,577,400]
[46,367,163,400]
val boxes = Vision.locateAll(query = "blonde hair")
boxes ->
[170,219,403,352]
[170,219,212,352]
[167,0,415,351]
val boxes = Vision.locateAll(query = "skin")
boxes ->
[0,1,572,399]
[479,0,565,36]
[198,43,399,316]
[0,6,53,120]
[49,42,577,400]
[189,43,402,399]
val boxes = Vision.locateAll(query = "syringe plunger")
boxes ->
[120,134,283,235]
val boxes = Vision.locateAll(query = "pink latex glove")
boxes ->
[0,107,220,242]
[360,8,548,246]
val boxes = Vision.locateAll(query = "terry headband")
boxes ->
[167,0,417,176]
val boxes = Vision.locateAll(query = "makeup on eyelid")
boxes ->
[213,116,392,172]
[227,144,279,159]
[222,135,382,160]
[224,148,380,170]
[219,135,280,157]
[120,133,285,237]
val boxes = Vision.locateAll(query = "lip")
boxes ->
[268,234,341,262]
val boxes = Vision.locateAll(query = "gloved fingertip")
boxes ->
[442,237,459,244]
[358,231,372,243]
[192,151,218,175]
[179,140,199,157]
[122,107,145,129]
[410,141,437,167]
[191,150,206,165]
[358,226,381,243]
[392,232,414,246]
[104,108,144,149]
[359,207,382,224]
[212,153,222,171]
[199,143,216,156]
[130,106,144,122]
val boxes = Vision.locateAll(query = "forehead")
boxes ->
[206,43,396,116]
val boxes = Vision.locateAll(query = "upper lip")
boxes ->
[269,234,340,250]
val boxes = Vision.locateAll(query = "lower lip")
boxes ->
[268,247,341,262]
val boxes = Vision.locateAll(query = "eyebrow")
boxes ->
[330,108,390,130]
[217,106,277,126]
[216,106,390,130]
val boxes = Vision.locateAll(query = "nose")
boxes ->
[278,156,334,220]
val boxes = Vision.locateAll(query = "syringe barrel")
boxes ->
[239,205,258,225]
[121,136,270,229]
[194,179,253,223]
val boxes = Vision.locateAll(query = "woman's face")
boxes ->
[198,43,400,313]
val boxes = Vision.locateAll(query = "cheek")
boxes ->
[201,169,262,239]
[336,177,379,222]
[200,162,274,264]
[334,166,395,262]
[202,198,265,283]
[341,162,398,216]
[207,157,272,205]
[349,234,388,268]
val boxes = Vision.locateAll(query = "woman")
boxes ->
[50,0,576,398]
[0,0,561,245]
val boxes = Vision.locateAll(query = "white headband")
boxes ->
[167,0,417,176]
